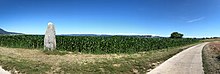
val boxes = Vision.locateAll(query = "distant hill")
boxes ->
[0,28,22,34]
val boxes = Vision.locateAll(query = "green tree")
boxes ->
[170,32,183,38]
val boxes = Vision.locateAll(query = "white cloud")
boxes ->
[187,17,205,23]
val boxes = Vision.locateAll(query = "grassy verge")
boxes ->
[59,42,200,74]
[202,42,220,74]
[0,42,200,74]
[0,55,51,74]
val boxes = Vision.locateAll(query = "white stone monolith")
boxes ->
[44,22,56,50]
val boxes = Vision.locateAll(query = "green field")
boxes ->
[0,35,198,54]
[0,35,202,73]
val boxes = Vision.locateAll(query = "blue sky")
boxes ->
[0,0,220,37]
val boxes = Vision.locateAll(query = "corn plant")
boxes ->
[0,35,199,54]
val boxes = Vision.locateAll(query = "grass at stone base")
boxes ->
[42,49,69,55]
[0,43,200,74]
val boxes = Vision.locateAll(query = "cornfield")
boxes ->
[0,35,198,54]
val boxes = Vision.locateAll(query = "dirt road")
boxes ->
[147,42,208,74]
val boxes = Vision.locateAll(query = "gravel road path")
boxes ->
[147,42,209,74]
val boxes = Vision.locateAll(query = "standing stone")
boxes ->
[44,22,56,50]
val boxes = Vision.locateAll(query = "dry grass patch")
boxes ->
[203,42,220,74]
[0,47,130,65]
[202,38,220,42]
